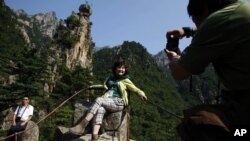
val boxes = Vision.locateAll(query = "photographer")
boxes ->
[165,0,250,140]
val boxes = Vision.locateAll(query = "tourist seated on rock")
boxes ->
[69,58,148,141]
[5,95,34,141]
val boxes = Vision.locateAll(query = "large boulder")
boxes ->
[102,111,129,141]
[54,101,92,141]
[22,121,39,141]
[79,4,92,17]
[75,133,135,141]
[55,101,132,141]
[54,126,79,141]
[0,108,14,130]
[73,101,91,125]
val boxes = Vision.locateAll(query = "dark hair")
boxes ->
[187,0,238,18]
[112,58,128,76]
[23,95,30,99]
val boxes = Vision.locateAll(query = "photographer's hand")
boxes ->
[164,49,191,80]
[167,27,196,38]
[164,48,181,61]
[167,29,185,39]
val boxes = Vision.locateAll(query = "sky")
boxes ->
[5,0,194,55]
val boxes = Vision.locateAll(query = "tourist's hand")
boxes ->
[141,95,148,102]
[12,122,16,126]
[21,122,26,126]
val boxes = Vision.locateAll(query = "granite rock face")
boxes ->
[22,121,39,141]
[0,108,14,130]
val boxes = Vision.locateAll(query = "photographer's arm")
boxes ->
[182,27,197,38]
[165,49,191,80]
[167,27,196,39]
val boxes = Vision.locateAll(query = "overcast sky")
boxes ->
[5,0,197,55]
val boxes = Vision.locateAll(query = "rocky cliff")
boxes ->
[15,9,58,38]
[0,2,93,140]
[13,3,93,70]
[65,8,92,69]
[31,11,58,38]
[13,4,93,94]
[15,9,58,47]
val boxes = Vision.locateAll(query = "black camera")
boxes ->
[166,34,179,52]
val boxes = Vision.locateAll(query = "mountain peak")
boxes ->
[154,50,170,67]
[15,9,27,17]
[31,11,58,38]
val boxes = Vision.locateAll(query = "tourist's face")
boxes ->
[115,65,126,76]
[22,97,29,105]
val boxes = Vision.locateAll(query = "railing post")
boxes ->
[127,93,131,141]
[14,132,17,141]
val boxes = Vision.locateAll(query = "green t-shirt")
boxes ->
[178,1,250,90]
[106,75,129,98]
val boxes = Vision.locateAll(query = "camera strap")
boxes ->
[16,105,28,120]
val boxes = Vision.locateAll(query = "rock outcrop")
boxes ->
[22,121,39,141]
[64,4,93,69]
[31,11,58,38]
[55,101,132,141]
[15,9,58,43]
[0,108,14,130]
